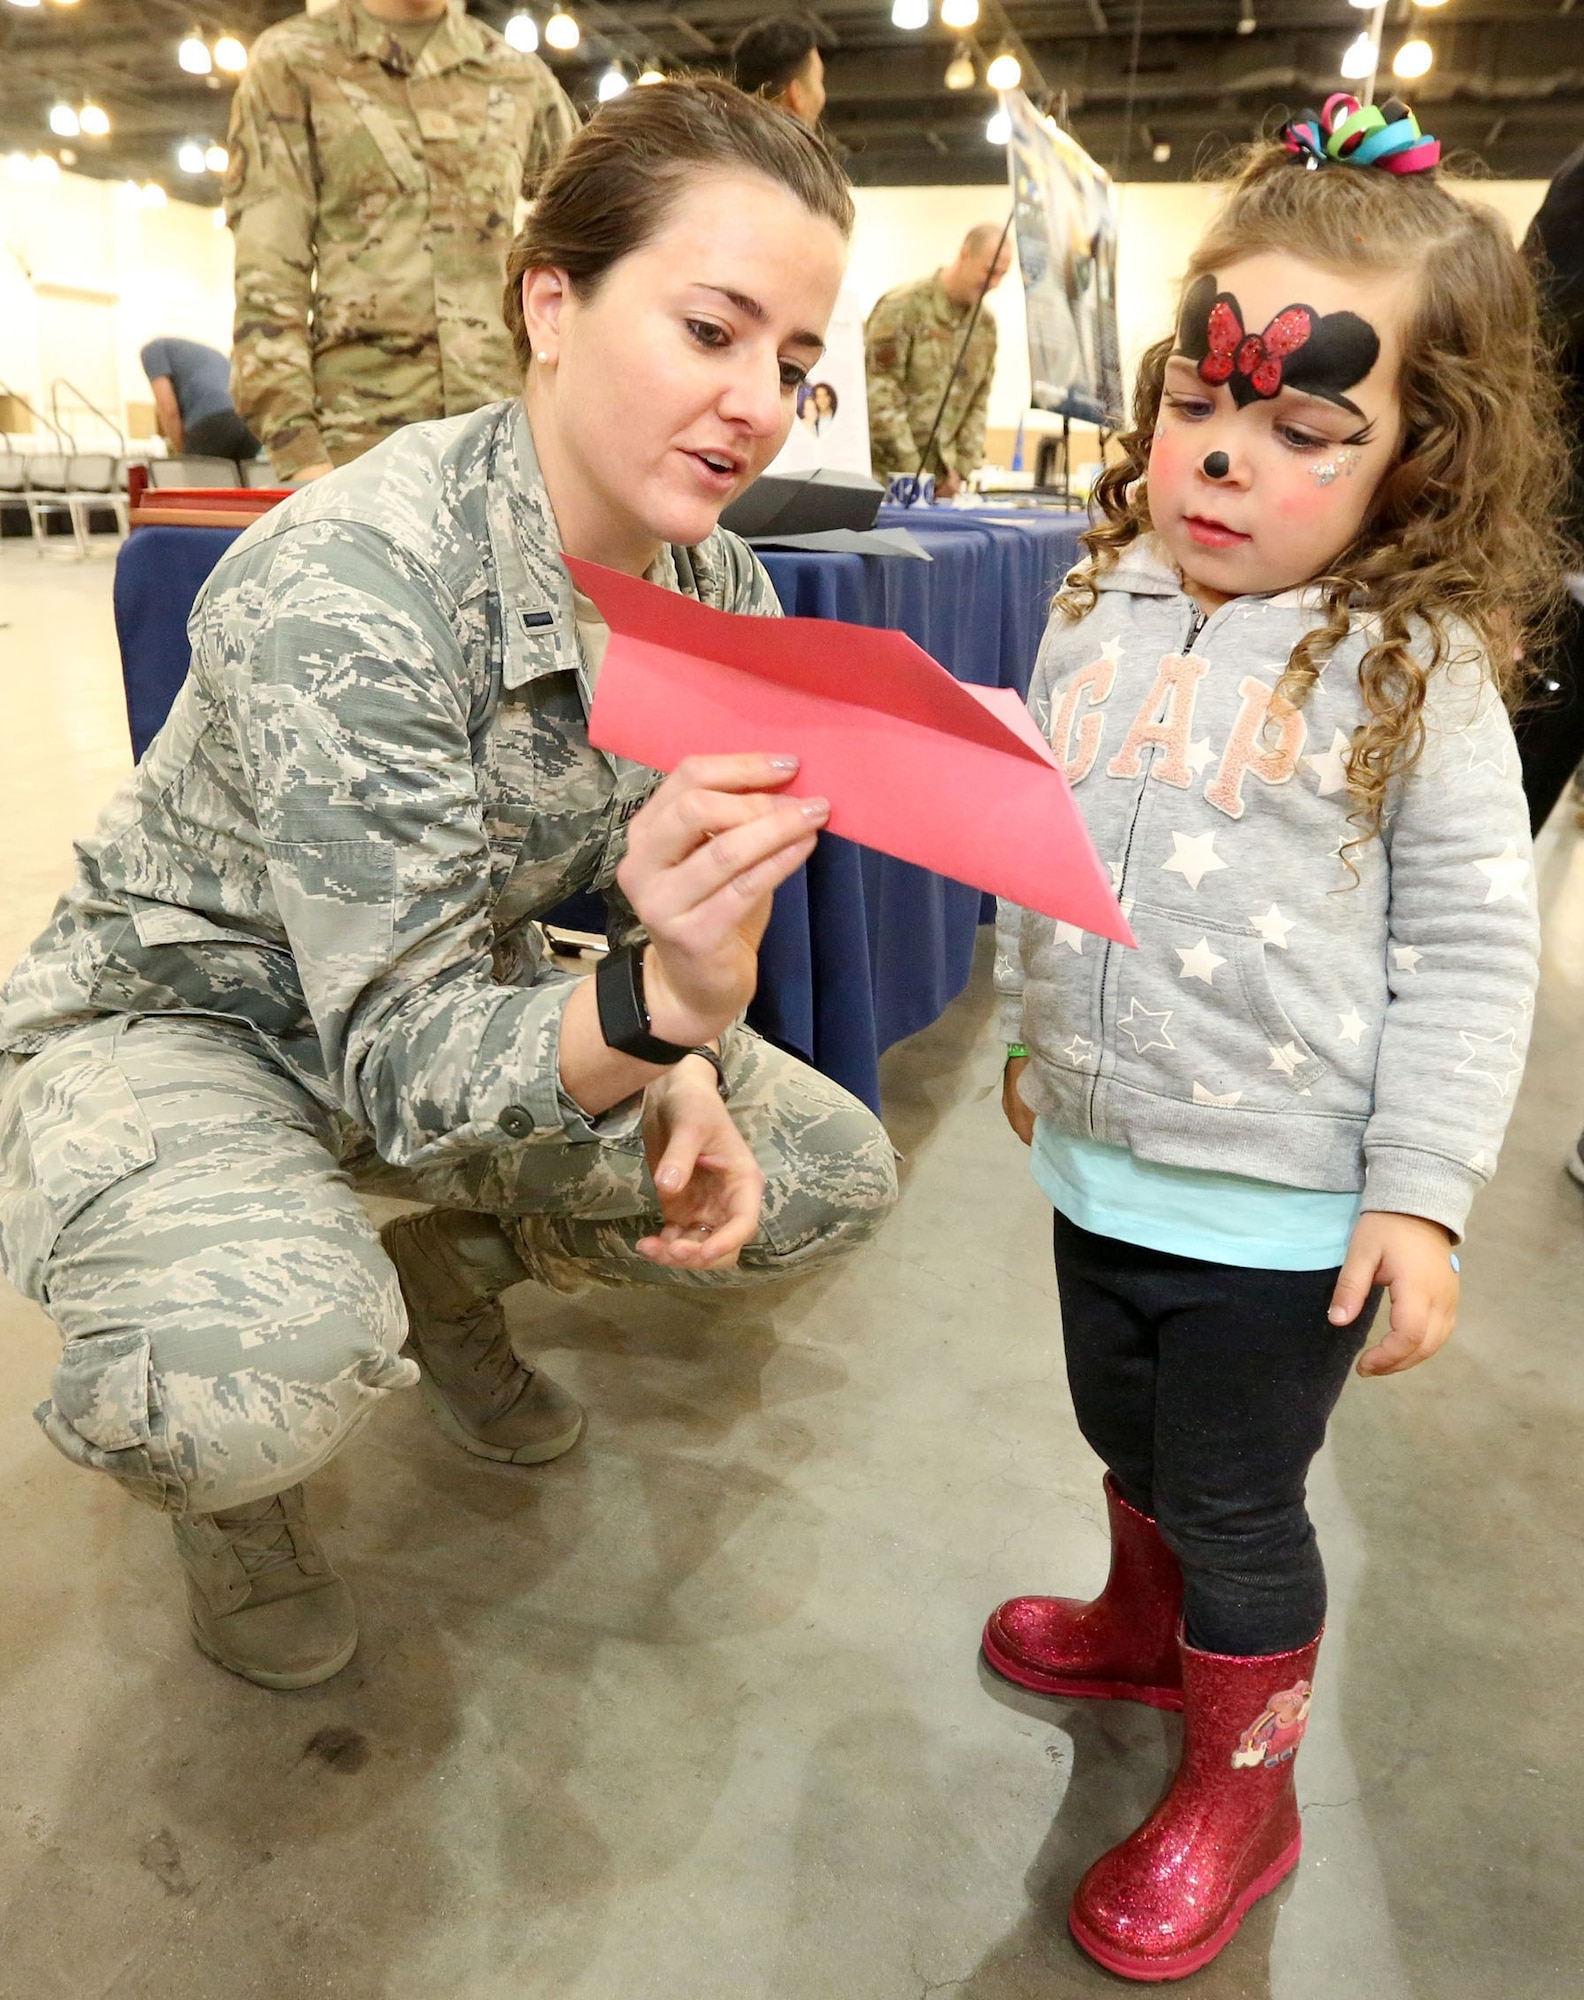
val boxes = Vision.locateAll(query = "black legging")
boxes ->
[1514,596,1584,837]
[1053,1211,1377,1656]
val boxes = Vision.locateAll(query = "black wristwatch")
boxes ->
[595,946,726,1097]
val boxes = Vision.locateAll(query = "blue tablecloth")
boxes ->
[112,502,1085,1110]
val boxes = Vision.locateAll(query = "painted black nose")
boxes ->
[1203,450,1230,480]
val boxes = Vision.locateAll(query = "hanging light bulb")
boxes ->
[1339,32,1377,80]
[940,0,978,26]
[178,34,212,74]
[503,12,538,53]
[30,153,60,180]
[597,66,628,101]
[985,52,1021,91]
[637,68,666,85]
[48,103,80,137]
[4,153,34,181]
[141,183,168,208]
[78,103,110,137]
[986,107,1011,146]
[543,10,579,51]
[1392,37,1433,78]
[1152,139,1172,163]
[177,141,206,175]
[944,49,975,90]
[891,0,928,28]
[213,36,249,73]
[205,143,229,173]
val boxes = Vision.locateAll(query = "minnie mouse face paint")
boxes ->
[1145,250,1407,609]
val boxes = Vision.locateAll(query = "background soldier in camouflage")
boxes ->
[0,84,887,1693]
[225,0,577,482]
[864,223,1012,495]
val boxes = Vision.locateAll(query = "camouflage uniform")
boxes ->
[224,0,577,480]
[0,399,897,1516]
[864,273,998,482]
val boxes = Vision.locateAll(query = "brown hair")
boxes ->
[503,77,853,372]
[1061,137,1572,847]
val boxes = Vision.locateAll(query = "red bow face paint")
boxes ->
[1144,251,1406,610]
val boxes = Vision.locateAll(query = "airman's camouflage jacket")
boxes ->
[224,0,577,479]
[864,273,998,481]
[0,400,783,1172]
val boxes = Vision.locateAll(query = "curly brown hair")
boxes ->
[1060,139,1572,846]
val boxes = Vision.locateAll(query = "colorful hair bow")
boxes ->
[1282,93,1441,176]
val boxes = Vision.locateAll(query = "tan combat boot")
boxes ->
[380,1210,584,1465]
[172,1484,357,1690]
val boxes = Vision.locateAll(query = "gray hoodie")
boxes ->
[996,538,1539,1240]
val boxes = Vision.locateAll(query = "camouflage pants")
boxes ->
[0,1016,896,1516]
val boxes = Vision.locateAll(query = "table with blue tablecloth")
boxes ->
[112,501,1085,1111]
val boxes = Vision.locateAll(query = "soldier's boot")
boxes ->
[381,1210,585,1466]
[172,1484,358,1690]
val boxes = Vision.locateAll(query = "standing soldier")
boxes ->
[225,0,577,483]
[864,223,1011,496]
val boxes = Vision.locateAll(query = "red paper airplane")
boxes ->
[568,556,1134,946]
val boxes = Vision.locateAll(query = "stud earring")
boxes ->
[1202,450,1230,480]
[536,350,550,363]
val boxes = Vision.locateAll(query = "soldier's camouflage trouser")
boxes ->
[0,1016,897,1516]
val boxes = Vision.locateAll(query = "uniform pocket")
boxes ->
[35,1329,184,1512]
[0,1032,157,1303]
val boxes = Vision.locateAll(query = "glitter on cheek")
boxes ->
[1309,449,1359,487]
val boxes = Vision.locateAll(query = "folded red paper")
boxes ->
[568,555,1134,947]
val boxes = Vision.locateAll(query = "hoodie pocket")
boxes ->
[1110,904,1327,1105]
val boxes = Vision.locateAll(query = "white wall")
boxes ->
[848,176,1551,435]
[1,168,233,447]
[0,162,1550,449]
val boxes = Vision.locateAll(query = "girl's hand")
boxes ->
[638,1058,765,1271]
[618,754,829,1050]
[1329,1211,1460,1376]
[1002,1054,1035,1146]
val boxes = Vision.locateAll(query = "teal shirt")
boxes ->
[1032,1118,1359,1272]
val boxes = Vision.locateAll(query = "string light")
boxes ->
[597,66,628,100]
[141,183,168,208]
[178,34,212,74]
[177,141,206,174]
[205,143,228,172]
[985,107,1010,146]
[543,11,579,50]
[213,36,248,73]
[1393,38,1433,78]
[1153,139,1172,163]
[891,0,928,27]
[79,103,110,137]
[48,104,80,137]
[944,49,975,90]
[637,68,666,85]
[212,206,227,230]
[1340,32,1378,80]
[940,0,978,27]
[503,12,538,52]
[985,52,1021,91]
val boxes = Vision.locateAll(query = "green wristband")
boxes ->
[1006,1043,1029,1062]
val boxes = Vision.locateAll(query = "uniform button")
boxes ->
[498,1106,533,1139]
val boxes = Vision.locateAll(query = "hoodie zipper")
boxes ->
[1085,597,1212,1133]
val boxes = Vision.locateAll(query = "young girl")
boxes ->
[987,97,1567,1982]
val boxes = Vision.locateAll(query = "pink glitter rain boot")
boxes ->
[1068,1631,1322,1981]
[982,1477,1184,1710]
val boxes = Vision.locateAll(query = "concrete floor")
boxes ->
[0,536,1580,2000]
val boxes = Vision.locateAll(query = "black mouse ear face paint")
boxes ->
[1175,271,1381,414]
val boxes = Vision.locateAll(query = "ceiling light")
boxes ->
[1340,33,1378,80]
[891,0,928,27]
[1153,139,1171,163]
[205,143,228,172]
[544,11,579,50]
[177,141,206,174]
[944,50,975,90]
[986,107,1010,146]
[30,152,60,179]
[48,104,80,138]
[178,35,213,74]
[1237,3,1256,33]
[986,52,1022,91]
[597,66,628,101]
[58,146,75,164]
[141,182,168,208]
[503,12,538,52]
[1393,37,1433,78]
[213,36,249,73]
[638,68,666,85]
[78,103,110,138]
[940,0,978,28]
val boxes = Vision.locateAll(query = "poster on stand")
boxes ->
[1004,91,1123,429]
[766,285,872,479]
